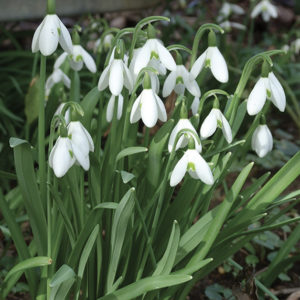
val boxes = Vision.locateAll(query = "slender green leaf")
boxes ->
[116,147,148,162]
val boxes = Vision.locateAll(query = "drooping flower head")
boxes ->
[191,31,228,83]
[217,2,245,22]
[32,14,73,56]
[251,123,273,158]
[45,68,70,97]
[251,0,278,22]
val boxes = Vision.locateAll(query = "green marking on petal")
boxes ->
[76,55,83,62]
[267,89,271,98]
[176,76,184,84]
[150,51,159,59]
[217,119,223,128]
[69,150,74,158]
[57,27,61,36]
[205,59,211,68]
[187,162,196,171]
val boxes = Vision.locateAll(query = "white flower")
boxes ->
[170,149,214,186]
[247,72,286,115]
[133,39,176,76]
[54,45,97,73]
[191,46,228,83]
[98,58,133,96]
[200,108,232,143]
[45,68,70,97]
[251,124,273,157]
[67,121,94,171]
[291,39,300,55]
[49,137,75,177]
[191,97,200,115]
[163,65,201,98]
[251,0,278,22]
[217,2,245,22]
[130,89,167,128]
[168,119,202,153]
[219,21,246,31]
[94,34,113,53]
[54,103,70,125]
[32,14,72,56]
[106,94,124,122]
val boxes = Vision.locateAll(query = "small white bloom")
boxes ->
[106,94,124,122]
[291,39,300,55]
[217,2,245,22]
[191,46,229,83]
[163,65,201,98]
[170,149,214,186]
[200,108,232,143]
[251,0,278,22]
[49,136,75,177]
[67,121,94,171]
[98,58,133,96]
[251,124,273,157]
[219,21,246,31]
[168,119,202,153]
[54,103,70,125]
[54,45,96,73]
[45,68,70,97]
[94,34,114,53]
[32,14,72,56]
[133,39,176,76]
[130,89,167,128]
[247,72,286,115]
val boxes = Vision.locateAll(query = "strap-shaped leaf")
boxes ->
[116,147,148,162]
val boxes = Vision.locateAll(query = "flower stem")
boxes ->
[39,55,47,210]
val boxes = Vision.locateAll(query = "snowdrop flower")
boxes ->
[54,45,96,73]
[251,124,273,157]
[67,121,94,170]
[94,33,114,53]
[291,39,300,55]
[106,94,124,122]
[168,119,202,153]
[200,108,232,143]
[163,64,200,98]
[191,32,228,83]
[49,136,75,177]
[217,2,245,22]
[251,0,278,22]
[45,68,70,97]
[219,21,246,31]
[247,72,286,115]
[98,42,133,96]
[133,32,176,75]
[170,149,214,186]
[32,14,72,56]
[130,76,167,128]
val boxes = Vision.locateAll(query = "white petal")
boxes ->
[58,18,73,54]
[200,110,217,139]
[106,95,115,122]
[268,72,286,112]
[50,137,75,177]
[61,72,71,88]
[247,77,267,115]
[251,2,263,18]
[150,73,160,94]
[32,19,44,53]
[141,89,158,128]
[210,47,228,83]
[154,94,167,122]
[133,41,151,76]
[231,4,245,15]
[162,71,177,97]
[170,153,188,186]
[98,65,110,91]
[73,147,90,170]
[123,64,133,92]
[109,60,124,96]
[130,94,142,124]
[81,47,97,73]
[183,75,201,97]
[190,50,207,78]
[156,40,176,71]
[68,121,91,155]
[117,94,124,120]
[188,150,214,185]
[220,112,232,143]
[39,15,59,56]
[252,125,273,157]
[148,58,166,75]
[54,52,68,69]
[266,2,278,18]
[191,97,200,116]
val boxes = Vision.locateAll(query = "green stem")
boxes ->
[47,0,56,14]
[39,55,47,210]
